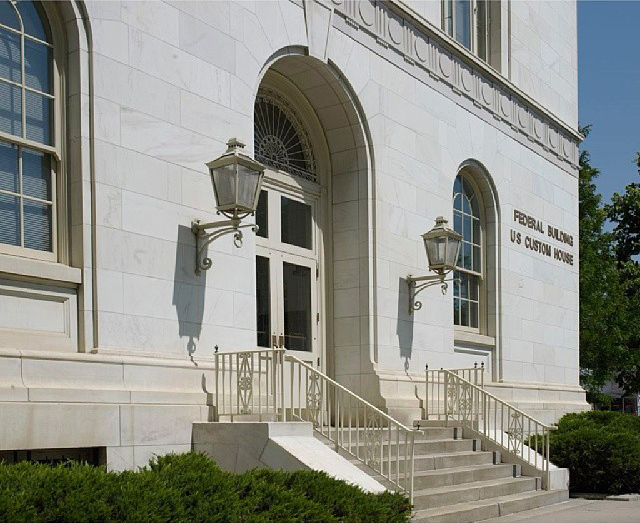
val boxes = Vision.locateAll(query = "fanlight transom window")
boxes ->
[0,0,56,256]
[254,88,316,183]
[453,174,482,329]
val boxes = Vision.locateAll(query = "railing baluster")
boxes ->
[334,387,339,451]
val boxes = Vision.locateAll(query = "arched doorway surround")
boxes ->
[252,52,380,401]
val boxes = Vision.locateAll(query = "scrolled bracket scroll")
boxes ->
[192,219,259,275]
[406,273,459,315]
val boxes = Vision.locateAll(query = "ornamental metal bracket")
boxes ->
[406,272,458,315]
[191,218,258,274]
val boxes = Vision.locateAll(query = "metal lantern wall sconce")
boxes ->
[406,216,462,314]
[191,138,266,274]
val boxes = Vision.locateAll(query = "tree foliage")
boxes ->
[578,127,631,400]
[607,152,640,395]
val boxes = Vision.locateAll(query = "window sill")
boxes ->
[0,254,81,285]
[454,330,495,349]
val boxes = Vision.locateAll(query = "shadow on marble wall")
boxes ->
[173,224,206,358]
[397,277,414,372]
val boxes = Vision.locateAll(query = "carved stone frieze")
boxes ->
[329,0,580,171]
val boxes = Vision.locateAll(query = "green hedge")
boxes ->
[548,411,640,494]
[0,452,411,523]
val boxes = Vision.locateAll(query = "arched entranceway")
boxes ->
[252,54,374,394]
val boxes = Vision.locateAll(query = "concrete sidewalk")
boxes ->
[481,499,640,523]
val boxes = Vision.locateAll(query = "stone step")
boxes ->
[412,463,520,490]
[412,476,538,511]
[412,488,570,523]
[344,438,479,455]
[375,450,497,473]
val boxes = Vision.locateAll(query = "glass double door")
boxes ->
[255,185,319,364]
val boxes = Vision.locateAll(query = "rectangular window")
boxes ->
[443,0,499,69]
[0,141,54,254]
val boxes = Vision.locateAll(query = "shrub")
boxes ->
[0,452,411,523]
[548,411,640,494]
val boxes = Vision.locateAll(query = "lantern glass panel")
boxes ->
[212,164,237,208]
[446,237,461,267]
[236,164,261,211]
[426,236,446,268]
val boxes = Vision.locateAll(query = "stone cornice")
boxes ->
[329,0,581,171]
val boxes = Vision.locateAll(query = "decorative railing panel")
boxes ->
[424,363,485,420]
[214,349,285,422]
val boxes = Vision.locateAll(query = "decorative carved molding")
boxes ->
[329,0,580,171]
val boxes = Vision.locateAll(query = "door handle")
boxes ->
[271,334,278,348]
[278,334,284,348]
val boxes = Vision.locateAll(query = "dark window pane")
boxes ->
[453,210,462,235]
[473,217,480,244]
[455,0,471,49]
[0,140,18,192]
[256,256,270,348]
[463,241,472,270]
[22,148,50,200]
[23,199,51,251]
[0,192,19,246]
[460,299,469,327]
[0,2,19,30]
[473,245,481,272]
[453,174,462,195]
[459,271,468,299]
[445,0,454,36]
[0,80,22,137]
[281,196,311,249]
[453,270,460,297]
[25,90,51,144]
[16,1,50,42]
[453,192,461,211]
[469,274,479,300]
[453,296,460,325]
[0,29,21,83]
[462,194,471,215]
[25,39,51,93]
[283,262,311,352]
[255,190,268,239]
[469,302,478,329]
[477,0,488,61]
[463,214,472,242]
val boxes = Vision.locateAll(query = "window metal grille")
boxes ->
[254,88,316,183]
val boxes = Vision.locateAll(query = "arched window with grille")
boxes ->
[0,1,60,261]
[453,173,483,330]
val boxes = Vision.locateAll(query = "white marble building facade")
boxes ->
[0,0,587,467]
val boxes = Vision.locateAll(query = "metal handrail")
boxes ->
[285,355,419,501]
[211,349,418,500]
[428,368,557,489]
[424,364,484,420]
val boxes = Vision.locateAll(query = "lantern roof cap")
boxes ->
[206,137,265,172]
[421,216,462,241]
